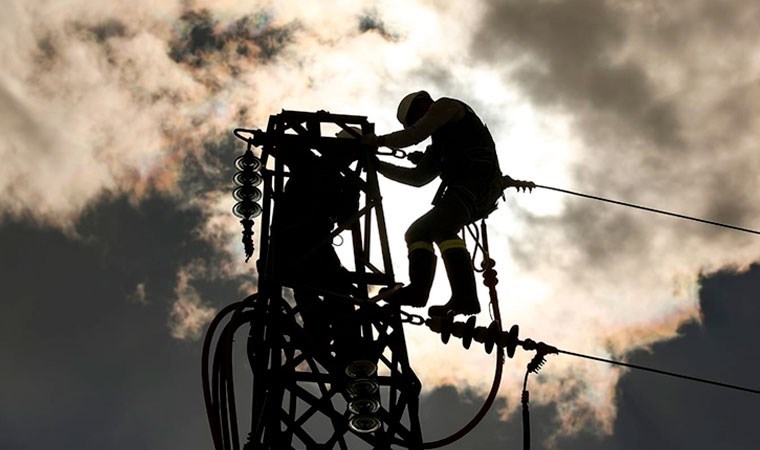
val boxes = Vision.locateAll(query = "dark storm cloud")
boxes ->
[86,18,129,43]
[180,134,243,196]
[169,9,297,67]
[473,0,682,147]
[33,18,128,69]
[0,191,249,450]
[416,265,760,450]
[596,264,760,449]
[169,10,225,66]
[3,205,754,448]
[35,33,57,65]
[358,11,398,42]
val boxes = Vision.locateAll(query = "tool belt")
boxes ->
[434,148,503,221]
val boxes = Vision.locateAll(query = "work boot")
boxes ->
[428,245,480,317]
[387,247,437,307]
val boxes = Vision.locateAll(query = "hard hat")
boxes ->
[336,126,363,139]
[396,91,432,128]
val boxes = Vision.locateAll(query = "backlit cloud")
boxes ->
[2,0,759,441]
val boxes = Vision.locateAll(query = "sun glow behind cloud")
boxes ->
[2,0,760,440]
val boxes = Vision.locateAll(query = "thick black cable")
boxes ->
[203,302,245,450]
[203,295,259,450]
[521,372,531,450]
[557,349,760,395]
[422,220,505,449]
[535,184,760,236]
[422,337,505,449]
[222,312,245,450]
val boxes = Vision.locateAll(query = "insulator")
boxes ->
[234,152,262,172]
[527,354,547,374]
[426,316,452,344]
[233,171,263,187]
[348,398,380,415]
[243,239,254,262]
[482,268,498,288]
[480,257,496,271]
[232,146,262,262]
[233,201,262,219]
[450,321,465,339]
[501,325,520,358]
[461,316,477,349]
[345,360,378,378]
[233,185,263,202]
[481,321,501,354]
[346,379,379,398]
[349,415,382,434]
[427,316,522,360]
[241,218,255,262]
[440,329,451,343]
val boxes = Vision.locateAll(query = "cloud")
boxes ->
[2,0,759,440]
[472,0,681,146]
[459,0,760,434]
[128,282,148,304]
[169,261,217,340]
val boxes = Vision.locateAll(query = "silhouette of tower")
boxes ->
[205,111,424,450]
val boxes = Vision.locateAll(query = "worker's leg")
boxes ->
[428,238,480,316]
[383,199,461,308]
[422,191,480,317]
[387,241,437,307]
[389,192,474,309]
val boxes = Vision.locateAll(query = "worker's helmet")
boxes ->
[397,91,433,128]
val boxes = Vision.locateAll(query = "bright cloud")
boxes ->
[2,0,759,439]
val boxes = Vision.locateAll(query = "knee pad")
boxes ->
[436,238,467,254]
[407,241,434,255]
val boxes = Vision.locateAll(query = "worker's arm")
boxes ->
[378,98,466,149]
[376,147,440,187]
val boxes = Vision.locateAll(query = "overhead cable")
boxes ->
[558,348,760,395]
[535,184,760,236]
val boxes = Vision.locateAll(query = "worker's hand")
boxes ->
[407,151,424,164]
[502,175,536,192]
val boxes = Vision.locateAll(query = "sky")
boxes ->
[1,0,759,449]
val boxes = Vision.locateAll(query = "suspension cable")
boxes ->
[535,184,760,236]
[557,348,760,395]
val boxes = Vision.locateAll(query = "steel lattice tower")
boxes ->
[206,111,424,450]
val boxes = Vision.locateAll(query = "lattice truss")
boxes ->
[205,111,425,450]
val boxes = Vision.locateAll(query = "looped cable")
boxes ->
[422,219,505,448]
[465,223,486,273]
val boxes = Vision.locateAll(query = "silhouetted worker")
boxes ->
[364,91,505,317]
[271,138,360,350]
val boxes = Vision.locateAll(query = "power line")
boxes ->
[535,184,760,236]
[557,348,760,395]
